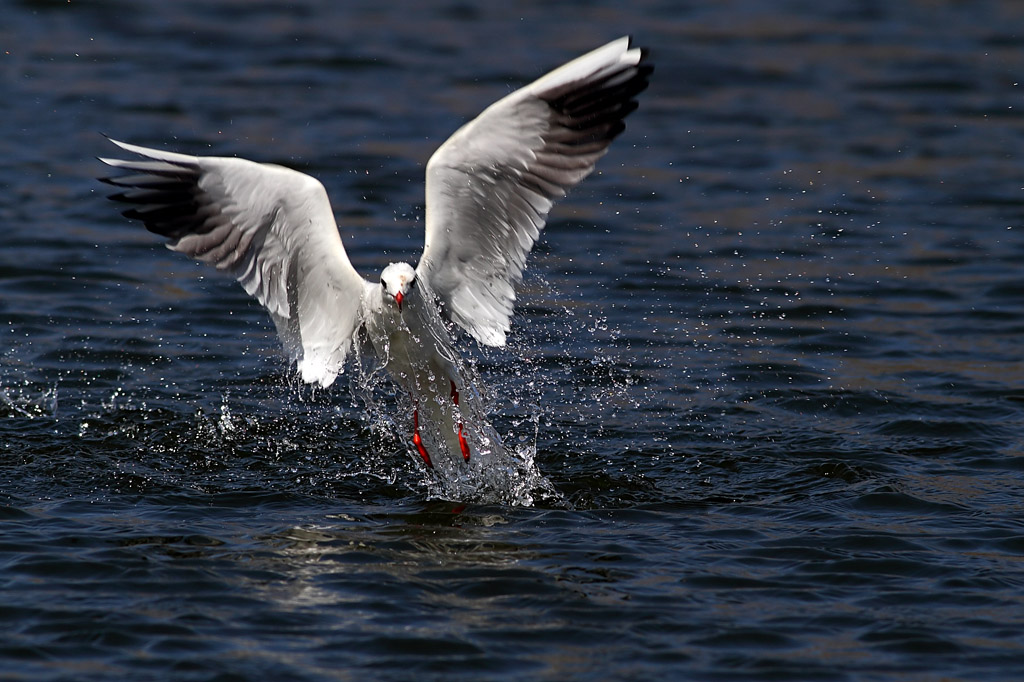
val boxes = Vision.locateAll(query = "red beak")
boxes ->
[394,291,404,310]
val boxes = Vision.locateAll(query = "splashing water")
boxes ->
[347,297,558,506]
[0,380,58,419]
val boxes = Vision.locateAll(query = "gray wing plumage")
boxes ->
[99,139,367,387]
[417,36,652,346]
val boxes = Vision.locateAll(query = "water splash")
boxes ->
[0,379,58,419]
[345,340,557,506]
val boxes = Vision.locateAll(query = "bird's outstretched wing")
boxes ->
[417,36,652,346]
[99,139,367,387]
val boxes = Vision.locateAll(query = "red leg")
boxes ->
[457,425,470,462]
[412,405,432,468]
[450,381,471,462]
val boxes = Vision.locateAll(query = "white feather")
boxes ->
[417,36,650,346]
[100,138,367,387]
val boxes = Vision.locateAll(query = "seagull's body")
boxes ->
[363,262,502,472]
[100,37,652,479]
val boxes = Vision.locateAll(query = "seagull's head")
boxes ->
[380,263,418,312]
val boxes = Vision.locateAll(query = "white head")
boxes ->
[379,262,417,311]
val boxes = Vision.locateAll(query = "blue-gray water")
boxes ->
[3,1,1024,680]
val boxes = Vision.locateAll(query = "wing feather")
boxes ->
[99,139,367,386]
[417,36,652,346]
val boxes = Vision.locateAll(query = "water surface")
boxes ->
[2,1,1024,680]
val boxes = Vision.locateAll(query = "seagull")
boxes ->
[99,36,652,478]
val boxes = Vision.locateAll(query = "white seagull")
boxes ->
[99,36,652,480]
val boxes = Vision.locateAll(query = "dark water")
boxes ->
[3,0,1024,679]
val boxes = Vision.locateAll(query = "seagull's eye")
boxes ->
[380,278,386,288]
